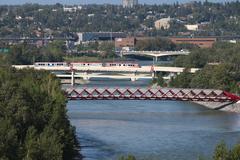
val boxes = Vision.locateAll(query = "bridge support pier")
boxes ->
[71,70,75,86]
[120,51,123,58]
[83,77,89,80]
[83,72,89,80]
[131,77,137,81]
[152,71,156,79]
[130,72,138,82]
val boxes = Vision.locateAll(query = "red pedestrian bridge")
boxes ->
[65,87,240,103]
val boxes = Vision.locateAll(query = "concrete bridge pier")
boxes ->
[130,72,137,82]
[120,51,123,58]
[83,77,90,80]
[71,70,75,86]
[83,72,89,80]
[152,71,156,79]
[131,77,137,81]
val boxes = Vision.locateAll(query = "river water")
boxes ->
[67,79,240,160]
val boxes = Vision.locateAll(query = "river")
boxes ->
[66,79,240,160]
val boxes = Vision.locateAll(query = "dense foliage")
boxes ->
[2,41,65,65]
[135,38,177,51]
[2,2,240,37]
[0,67,79,159]
[174,42,240,68]
[213,142,240,160]
[119,155,136,160]
[78,41,116,58]
[168,42,240,94]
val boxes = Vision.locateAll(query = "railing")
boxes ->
[65,88,240,102]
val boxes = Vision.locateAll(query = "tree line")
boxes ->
[0,40,65,65]
[0,66,80,159]
[162,42,240,94]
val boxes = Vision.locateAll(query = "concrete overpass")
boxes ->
[56,72,153,82]
[13,65,199,74]
[13,65,200,86]
[120,50,190,61]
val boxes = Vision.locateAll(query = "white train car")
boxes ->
[104,61,140,68]
[70,62,103,67]
[34,62,68,67]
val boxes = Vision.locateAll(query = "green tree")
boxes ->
[229,144,240,160]
[169,71,193,88]
[0,68,79,159]
[119,155,136,160]
[213,142,229,160]
[0,119,19,160]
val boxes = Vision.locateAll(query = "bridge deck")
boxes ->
[13,65,199,73]
[121,50,190,58]
[65,87,240,102]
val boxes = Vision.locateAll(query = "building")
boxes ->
[115,37,136,51]
[63,6,82,12]
[184,24,199,31]
[122,0,138,8]
[169,37,217,48]
[184,22,210,31]
[154,17,171,30]
[75,32,127,45]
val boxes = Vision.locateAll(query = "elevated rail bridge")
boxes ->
[13,65,200,85]
[13,65,199,73]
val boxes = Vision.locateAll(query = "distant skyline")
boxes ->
[0,0,237,5]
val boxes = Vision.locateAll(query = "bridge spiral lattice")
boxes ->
[66,88,240,102]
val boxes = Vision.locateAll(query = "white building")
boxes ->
[154,17,171,30]
[63,6,82,12]
[122,0,138,8]
[184,24,199,31]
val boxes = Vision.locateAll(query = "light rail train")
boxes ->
[34,61,140,68]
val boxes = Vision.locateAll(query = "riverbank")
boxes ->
[194,101,240,113]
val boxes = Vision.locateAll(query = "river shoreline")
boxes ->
[193,101,240,113]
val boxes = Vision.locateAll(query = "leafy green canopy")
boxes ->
[5,41,65,65]
[212,142,240,160]
[0,67,79,160]
[169,42,240,94]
